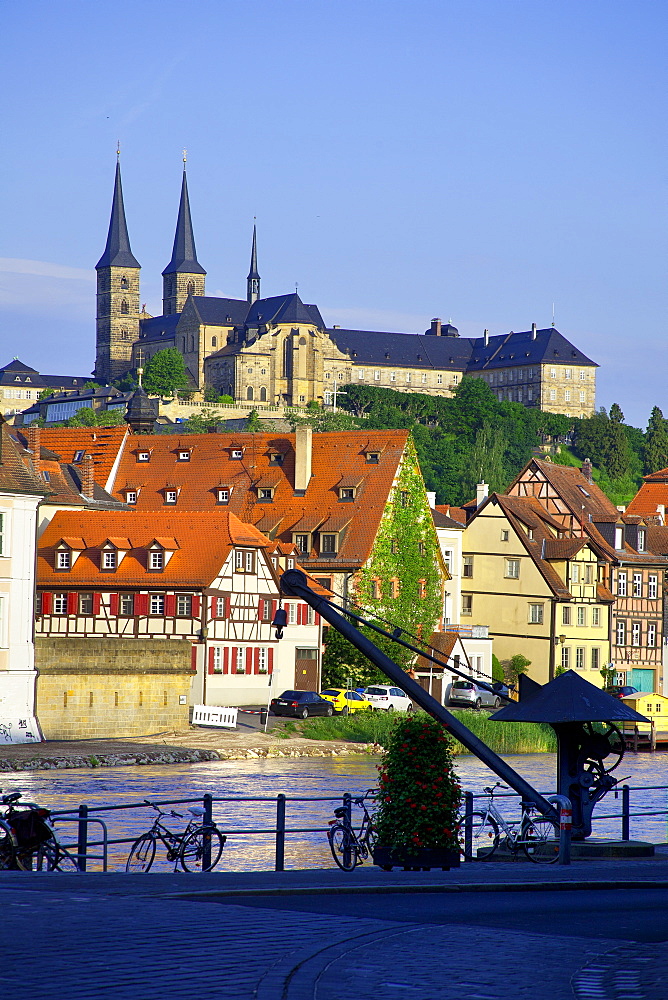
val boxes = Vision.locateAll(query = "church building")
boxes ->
[94,160,598,418]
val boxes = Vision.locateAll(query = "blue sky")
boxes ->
[1,0,666,427]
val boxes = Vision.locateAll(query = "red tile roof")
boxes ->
[37,426,129,489]
[626,482,668,518]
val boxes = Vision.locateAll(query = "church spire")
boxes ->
[162,160,206,315]
[96,159,140,270]
[247,223,260,304]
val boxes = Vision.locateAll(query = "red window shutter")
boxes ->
[136,593,149,615]
[315,613,320,626]
[254,647,260,674]
[225,595,231,619]
[41,593,52,614]
[191,595,201,618]
[191,645,198,672]
[223,647,229,675]
[258,598,264,621]
[208,647,215,675]
[268,648,274,675]
[245,647,253,675]
[67,593,77,614]
[231,647,238,673]
[92,593,101,615]
[165,595,176,618]
[110,593,119,616]
[271,600,278,622]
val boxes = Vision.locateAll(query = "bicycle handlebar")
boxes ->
[144,800,183,819]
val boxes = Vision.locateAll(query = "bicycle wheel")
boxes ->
[126,833,157,873]
[468,811,500,860]
[179,827,225,872]
[328,823,358,870]
[522,816,559,864]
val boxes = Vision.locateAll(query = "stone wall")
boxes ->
[35,637,192,740]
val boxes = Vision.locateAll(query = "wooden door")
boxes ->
[295,648,319,691]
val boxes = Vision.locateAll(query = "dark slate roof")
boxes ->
[0,420,50,497]
[465,327,598,371]
[0,360,39,374]
[95,162,140,270]
[191,297,251,326]
[490,670,648,724]
[246,294,324,328]
[326,326,597,372]
[0,361,89,388]
[162,168,206,276]
[138,314,181,342]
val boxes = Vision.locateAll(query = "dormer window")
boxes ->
[102,550,117,570]
[615,526,624,549]
[217,488,230,504]
[164,490,178,505]
[125,491,137,505]
[178,451,191,462]
[320,533,338,555]
[637,528,646,552]
[366,452,380,464]
[74,450,85,463]
[137,451,151,462]
[231,449,243,460]
[258,488,274,501]
[293,533,310,556]
[149,549,164,570]
[339,487,355,501]
[269,453,284,466]
[56,550,71,570]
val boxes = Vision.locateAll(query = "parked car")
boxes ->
[605,685,639,699]
[319,689,372,714]
[270,691,334,719]
[446,680,501,711]
[364,685,413,712]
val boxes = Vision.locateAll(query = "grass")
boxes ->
[299,709,557,754]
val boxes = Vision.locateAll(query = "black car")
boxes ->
[605,685,639,699]
[270,690,335,719]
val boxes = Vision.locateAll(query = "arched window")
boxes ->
[120,276,128,289]
[259,386,267,402]
[211,336,217,347]
[246,386,254,401]
[121,329,129,341]
[190,336,195,352]
[120,299,129,315]
[187,281,195,296]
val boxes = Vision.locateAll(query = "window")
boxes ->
[648,575,658,600]
[617,571,627,596]
[462,556,473,578]
[564,390,571,402]
[235,648,245,673]
[258,488,274,501]
[633,573,642,598]
[79,593,93,615]
[366,452,380,464]
[571,564,580,584]
[528,604,544,624]
[258,647,268,673]
[390,372,396,382]
[500,529,509,542]
[637,529,646,553]
[216,597,226,618]
[294,534,310,555]
[149,550,164,570]
[56,550,71,570]
[102,550,117,570]
[577,607,586,627]
[616,620,626,645]
[53,593,67,615]
[437,374,443,385]
[235,549,255,573]
[549,389,556,401]
[217,489,229,504]
[576,647,585,670]
[175,594,192,616]
[421,373,427,384]
[126,491,137,505]
[231,449,243,459]
[562,606,571,626]
[269,453,284,466]
[321,534,337,555]
[150,594,165,615]
[339,488,355,501]
[178,451,190,462]
[260,600,271,622]
[550,368,556,378]
[212,648,223,674]
[120,594,134,616]
[405,372,411,383]
[288,603,297,625]
[120,299,129,314]
[561,647,570,669]
[632,622,641,647]
[580,370,586,381]
[647,623,657,648]
[390,579,400,599]
[591,607,601,627]
[358,370,365,380]
[138,452,150,462]
[374,370,380,381]
[442,550,452,573]
[505,559,520,579]
[615,526,623,549]
[591,648,600,671]
[584,564,593,584]
[579,391,586,403]
[165,490,178,504]
[372,579,382,599]
[461,594,473,616]
[565,368,572,380]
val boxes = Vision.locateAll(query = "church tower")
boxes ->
[247,224,260,304]
[162,161,206,315]
[95,156,141,383]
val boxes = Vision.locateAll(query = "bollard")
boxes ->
[275,793,286,871]
[342,793,352,870]
[463,791,474,862]
[621,785,630,841]
[548,794,571,866]
[260,708,268,727]
[202,793,213,871]
[77,804,89,872]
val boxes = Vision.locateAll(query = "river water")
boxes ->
[3,751,667,871]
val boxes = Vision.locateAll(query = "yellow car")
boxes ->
[319,689,373,715]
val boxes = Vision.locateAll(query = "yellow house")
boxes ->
[618,691,668,748]
[461,493,612,685]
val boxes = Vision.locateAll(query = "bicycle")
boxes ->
[126,801,226,873]
[327,790,376,871]
[0,790,78,871]
[467,782,560,864]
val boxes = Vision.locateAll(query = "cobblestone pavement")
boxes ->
[0,858,667,999]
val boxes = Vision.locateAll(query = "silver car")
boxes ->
[446,680,501,711]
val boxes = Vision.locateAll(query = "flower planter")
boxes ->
[372,846,460,872]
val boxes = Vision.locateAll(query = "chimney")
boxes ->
[24,425,41,476]
[531,323,537,341]
[426,491,436,508]
[483,328,489,347]
[80,454,95,499]
[430,318,442,337]
[476,482,489,507]
[581,458,593,483]
[294,425,312,492]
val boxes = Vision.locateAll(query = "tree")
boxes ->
[246,409,263,432]
[142,349,189,396]
[180,411,223,434]
[504,653,531,685]
[643,406,668,474]
[609,402,624,423]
